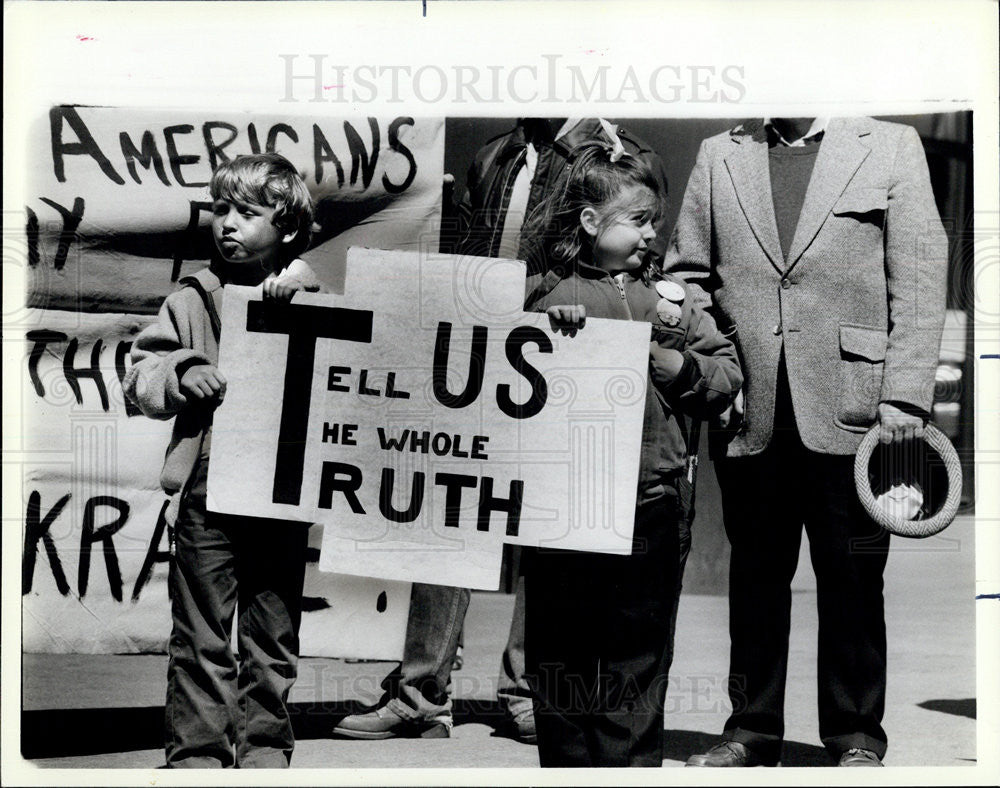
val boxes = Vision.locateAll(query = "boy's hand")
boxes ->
[263,275,305,302]
[180,364,227,404]
[546,305,587,336]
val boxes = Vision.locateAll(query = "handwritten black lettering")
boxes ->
[163,124,208,188]
[78,496,130,601]
[22,491,72,596]
[50,106,125,185]
[38,197,85,271]
[119,130,171,186]
[383,116,417,194]
[313,123,345,187]
[63,337,110,411]
[202,121,240,171]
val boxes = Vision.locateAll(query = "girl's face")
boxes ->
[581,185,658,274]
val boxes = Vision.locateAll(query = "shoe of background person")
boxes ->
[838,747,884,767]
[331,703,451,740]
[508,709,537,744]
[685,740,777,767]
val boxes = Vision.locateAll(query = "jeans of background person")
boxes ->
[382,582,471,725]
[717,365,891,763]
[523,477,687,767]
[164,456,309,768]
[382,578,534,724]
[495,572,534,719]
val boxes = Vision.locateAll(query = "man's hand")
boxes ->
[718,389,745,430]
[878,402,925,445]
[546,305,587,336]
[263,275,305,302]
[180,364,227,404]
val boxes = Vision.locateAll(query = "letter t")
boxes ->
[246,300,373,505]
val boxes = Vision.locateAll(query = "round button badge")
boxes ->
[655,279,686,303]
[656,298,683,326]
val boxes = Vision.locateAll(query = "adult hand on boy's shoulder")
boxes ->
[180,364,227,404]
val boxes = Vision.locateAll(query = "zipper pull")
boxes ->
[613,273,627,300]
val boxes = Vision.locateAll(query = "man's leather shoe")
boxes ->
[331,704,450,740]
[685,740,776,767]
[838,747,884,766]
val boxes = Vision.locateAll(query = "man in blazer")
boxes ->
[664,117,947,767]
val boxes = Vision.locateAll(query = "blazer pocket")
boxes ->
[835,323,887,431]
[832,187,888,227]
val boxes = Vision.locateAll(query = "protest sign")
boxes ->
[208,247,652,590]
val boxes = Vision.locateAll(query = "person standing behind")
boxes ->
[331,118,669,743]
[124,154,323,768]
[663,117,947,767]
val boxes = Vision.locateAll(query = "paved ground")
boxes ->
[16,515,977,772]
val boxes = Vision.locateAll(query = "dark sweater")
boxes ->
[768,143,821,262]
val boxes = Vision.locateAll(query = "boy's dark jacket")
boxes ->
[528,264,743,489]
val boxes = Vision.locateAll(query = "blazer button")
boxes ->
[772,324,782,335]
[781,278,791,289]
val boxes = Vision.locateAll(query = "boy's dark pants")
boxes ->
[523,478,690,767]
[165,457,309,768]
[716,369,890,763]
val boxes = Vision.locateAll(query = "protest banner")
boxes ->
[24,107,442,313]
[208,247,652,590]
[18,307,412,660]
[17,110,443,657]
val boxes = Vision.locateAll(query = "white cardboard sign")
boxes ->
[208,248,650,590]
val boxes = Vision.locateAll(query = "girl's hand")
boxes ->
[179,364,227,404]
[649,342,685,380]
[718,389,745,430]
[263,275,305,302]
[546,304,587,336]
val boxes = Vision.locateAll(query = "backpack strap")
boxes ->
[178,275,222,343]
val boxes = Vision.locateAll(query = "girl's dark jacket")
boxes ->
[528,263,743,492]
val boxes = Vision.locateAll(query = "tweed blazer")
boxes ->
[664,117,947,456]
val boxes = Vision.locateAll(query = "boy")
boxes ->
[124,153,323,768]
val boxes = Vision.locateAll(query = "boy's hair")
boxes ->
[522,141,666,279]
[210,153,314,265]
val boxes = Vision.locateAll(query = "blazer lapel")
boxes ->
[724,126,785,275]
[784,118,872,273]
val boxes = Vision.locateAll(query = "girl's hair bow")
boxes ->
[598,118,628,163]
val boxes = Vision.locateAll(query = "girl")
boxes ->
[521,141,743,767]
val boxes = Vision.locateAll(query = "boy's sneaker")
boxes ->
[331,703,450,740]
